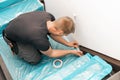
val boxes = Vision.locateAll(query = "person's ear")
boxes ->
[57,30,64,35]
[51,27,61,35]
[52,27,57,32]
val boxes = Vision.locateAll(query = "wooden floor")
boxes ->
[0,67,6,80]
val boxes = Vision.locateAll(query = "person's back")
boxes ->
[5,11,55,46]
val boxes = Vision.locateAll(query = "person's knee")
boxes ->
[15,42,42,64]
[29,57,41,65]
[29,55,42,65]
[22,54,41,65]
[30,61,40,65]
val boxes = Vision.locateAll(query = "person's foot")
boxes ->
[8,42,18,55]
[9,43,13,48]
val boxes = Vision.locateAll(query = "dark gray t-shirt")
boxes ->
[5,11,55,51]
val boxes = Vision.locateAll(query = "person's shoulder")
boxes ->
[33,11,45,13]
[36,11,55,20]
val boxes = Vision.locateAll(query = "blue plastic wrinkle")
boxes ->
[0,0,44,34]
[0,0,23,10]
[42,54,112,80]
[64,56,112,80]
[0,33,112,80]
[23,53,92,80]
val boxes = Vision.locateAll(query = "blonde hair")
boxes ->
[54,16,75,35]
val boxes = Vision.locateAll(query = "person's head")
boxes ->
[48,16,75,36]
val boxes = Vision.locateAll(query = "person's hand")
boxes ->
[67,41,79,48]
[72,50,83,56]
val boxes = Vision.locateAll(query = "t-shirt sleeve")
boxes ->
[48,13,55,21]
[32,38,50,51]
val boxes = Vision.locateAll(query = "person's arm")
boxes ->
[40,47,83,58]
[50,35,68,46]
[50,35,79,48]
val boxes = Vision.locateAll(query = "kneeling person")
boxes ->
[3,11,83,64]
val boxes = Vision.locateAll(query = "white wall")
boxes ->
[45,0,120,60]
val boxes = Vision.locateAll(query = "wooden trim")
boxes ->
[0,66,6,80]
[0,55,12,80]
[79,45,120,72]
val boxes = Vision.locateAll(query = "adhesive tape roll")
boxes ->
[53,59,63,68]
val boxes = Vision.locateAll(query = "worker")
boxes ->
[2,11,83,64]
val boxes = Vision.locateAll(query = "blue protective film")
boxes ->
[0,0,112,80]
[0,35,112,80]
[0,0,44,34]
[0,0,22,9]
